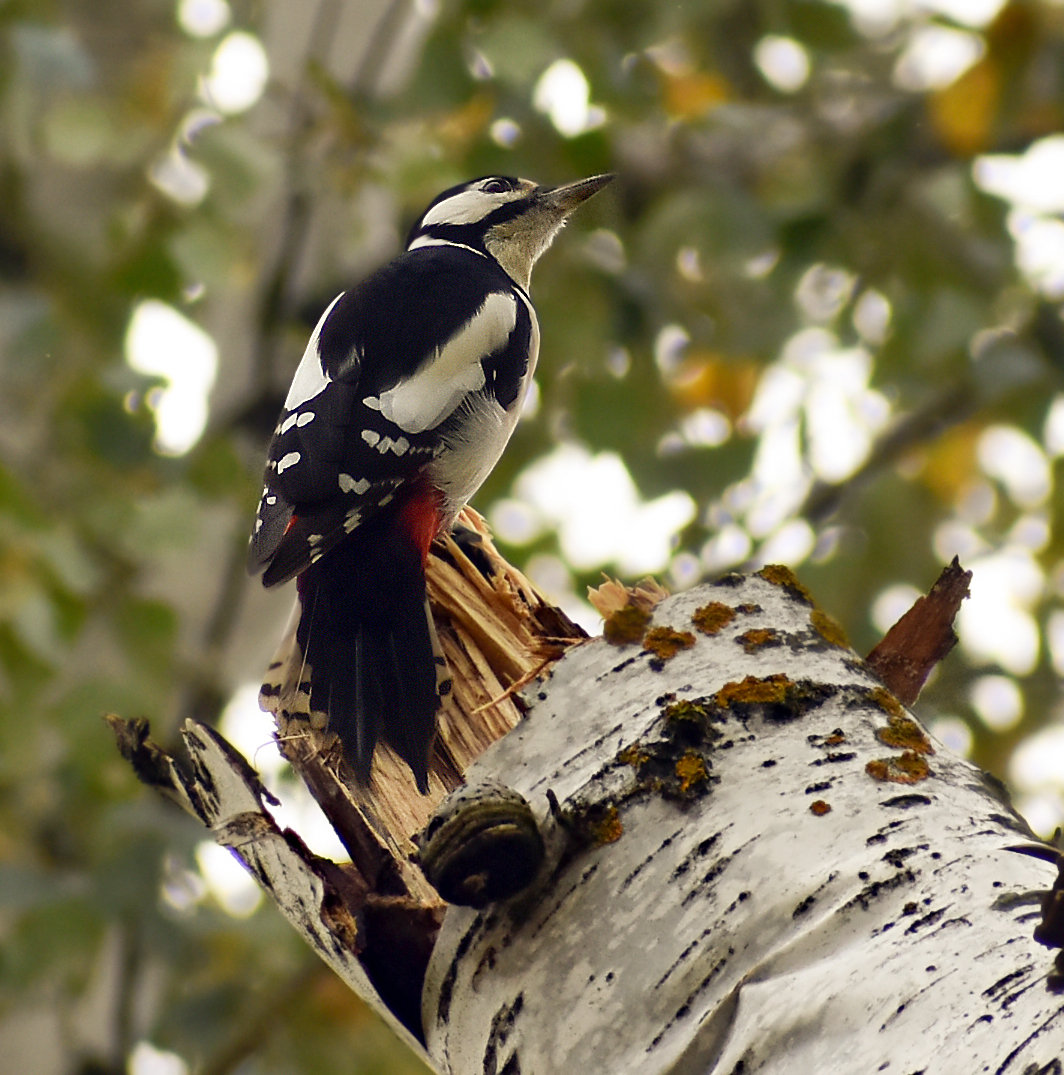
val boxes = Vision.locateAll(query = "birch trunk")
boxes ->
[111,564,1064,1075]
[423,571,1062,1074]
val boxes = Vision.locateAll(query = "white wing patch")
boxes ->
[279,410,316,435]
[359,427,409,454]
[377,435,410,455]
[338,473,370,495]
[283,292,345,410]
[365,291,517,434]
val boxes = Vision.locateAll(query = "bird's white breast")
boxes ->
[430,294,539,522]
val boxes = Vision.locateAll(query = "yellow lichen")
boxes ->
[618,742,649,768]
[691,602,736,636]
[869,686,906,720]
[876,715,935,755]
[865,751,932,784]
[757,564,814,604]
[589,804,624,845]
[643,626,696,660]
[869,689,935,755]
[810,607,849,649]
[675,751,709,793]
[738,627,778,653]
[603,605,652,646]
[714,673,793,707]
[810,799,832,816]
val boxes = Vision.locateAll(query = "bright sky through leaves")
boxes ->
[124,300,217,455]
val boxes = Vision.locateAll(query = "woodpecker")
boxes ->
[249,173,613,793]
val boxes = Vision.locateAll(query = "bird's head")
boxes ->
[407,173,614,290]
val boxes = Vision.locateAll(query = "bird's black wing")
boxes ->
[247,245,529,587]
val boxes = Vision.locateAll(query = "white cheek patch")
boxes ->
[420,189,518,229]
[365,291,518,434]
[284,292,345,410]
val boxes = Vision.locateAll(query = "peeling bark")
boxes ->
[261,507,587,903]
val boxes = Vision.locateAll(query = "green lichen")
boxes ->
[662,697,712,730]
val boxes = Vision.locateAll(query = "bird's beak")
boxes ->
[484,173,614,290]
[539,173,615,216]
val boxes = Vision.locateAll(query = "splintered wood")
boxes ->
[865,556,971,706]
[261,507,587,899]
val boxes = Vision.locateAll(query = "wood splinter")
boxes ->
[865,555,971,706]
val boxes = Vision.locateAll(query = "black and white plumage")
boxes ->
[249,173,613,792]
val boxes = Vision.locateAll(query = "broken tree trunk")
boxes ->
[111,536,1064,1075]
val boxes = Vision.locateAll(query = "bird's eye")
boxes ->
[482,179,511,194]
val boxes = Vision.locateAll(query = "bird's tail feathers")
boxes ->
[289,518,442,792]
[259,598,322,733]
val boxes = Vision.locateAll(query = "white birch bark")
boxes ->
[129,569,1063,1075]
[422,572,1062,1075]
[115,718,436,1069]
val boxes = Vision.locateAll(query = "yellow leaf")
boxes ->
[667,350,760,418]
[663,71,729,120]
[929,58,999,157]
[918,422,981,501]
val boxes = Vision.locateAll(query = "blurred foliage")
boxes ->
[3,0,1064,1072]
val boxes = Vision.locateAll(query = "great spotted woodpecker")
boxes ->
[249,173,613,792]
